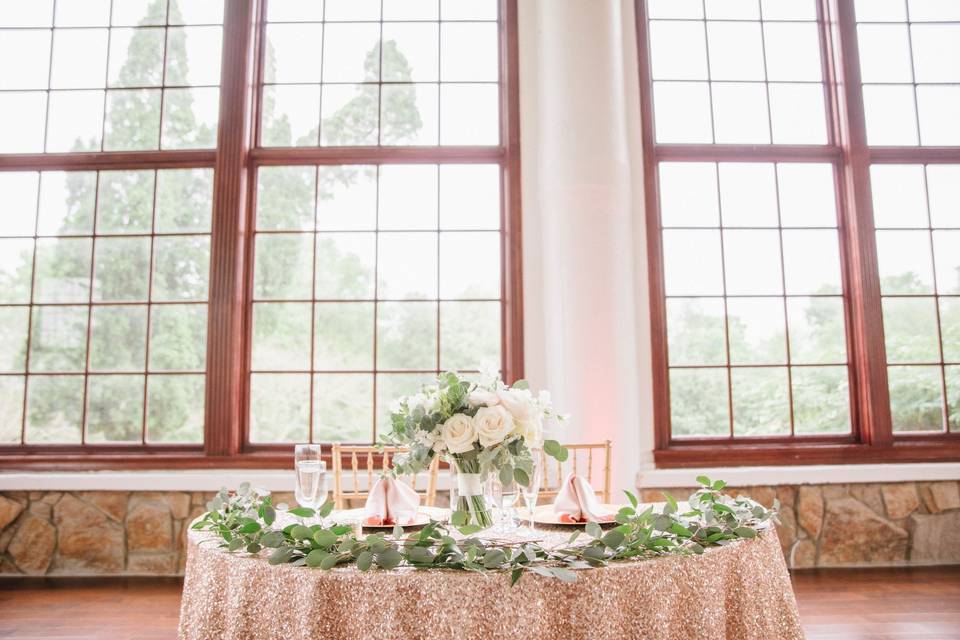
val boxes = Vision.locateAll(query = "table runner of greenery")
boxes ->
[191,476,778,585]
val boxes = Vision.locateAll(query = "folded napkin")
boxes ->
[363,475,420,526]
[554,473,615,523]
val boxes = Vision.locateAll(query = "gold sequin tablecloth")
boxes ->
[178,523,803,640]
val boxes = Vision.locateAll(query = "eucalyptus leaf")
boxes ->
[585,521,602,539]
[306,549,328,567]
[288,507,315,518]
[357,551,373,571]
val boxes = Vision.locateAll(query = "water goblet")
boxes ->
[519,450,544,532]
[294,444,327,524]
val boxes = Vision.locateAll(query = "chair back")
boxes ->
[331,444,439,509]
[537,440,612,504]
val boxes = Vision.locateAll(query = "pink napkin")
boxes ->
[554,473,615,523]
[363,475,420,526]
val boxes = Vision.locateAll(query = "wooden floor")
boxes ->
[0,567,957,639]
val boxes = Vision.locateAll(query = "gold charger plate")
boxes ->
[530,503,624,526]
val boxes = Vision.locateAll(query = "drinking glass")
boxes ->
[519,450,543,531]
[294,444,328,524]
[489,474,520,535]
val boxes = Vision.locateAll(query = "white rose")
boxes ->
[475,405,515,447]
[513,416,543,448]
[497,388,534,420]
[468,389,500,407]
[441,414,477,454]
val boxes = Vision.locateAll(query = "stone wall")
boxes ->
[639,480,960,568]
[1,481,958,575]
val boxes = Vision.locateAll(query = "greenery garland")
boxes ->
[191,476,779,585]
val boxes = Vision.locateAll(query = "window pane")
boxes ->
[0,30,51,90]
[161,87,219,149]
[97,170,155,233]
[782,229,843,295]
[104,89,162,151]
[440,22,498,82]
[731,367,791,436]
[314,374,373,443]
[38,171,96,236]
[86,374,143,442]
[857,25,913,83]
[249,373,310,442]
[25,375,83,443]
[146,374,204,443]
[787,297,847,364]
[440,301,500,371]
[883,297,941,363]
[888,365,944,432]
[251,302,312,371]
[855,0,906,21]
[0,307,30,373]
[723,230,783,295]
[314,303,374,370]
[50,29,109,89]
[151,235,210,301]
[108,27,164,87]
[705,0,759,19]
[264,24,324,83]
[46,90,105,152]
[0,92,46,153]
[876,230,935,294]
[792,366,851,434]
[669,368,729,437]
[0,376,25,443]
[93,237,151,302]
[768,83,827,145]
[318,166,377,231]
[261,85,321,147]
[89,305,147,371]
[667,298,727,366]
[718,163,777,227]
[727,297,787,364]
[653,82,713,143]
[257,166,317,231]
[761,0,816,20]
[863,85,918,146]
[321,84,379,147]
[0,239,35,304]
[315,233,376,299]
[0,172,39,237]
[377,233,438,299]
[155,168,213,233]
[910,25,960,83]
[926,165,960,229]
[649,21,708,80]
[382,23,438,82]
[662,230,724,296]
[376,373,434,434]
[439,232,500,299]
[933,231,960,294]
[764,22,822,81]
[660,163,719,227]
[149,304,207,371]
[253,234,314,300]
[112,0,168,26]
[916,86,960,146]
[777,164,837,228]
[707,22,765,81]
[711,83,770,144]
[29,306,88,372]
[870,165,927,229]
[33,238,92,303]
[439,165,500,231]
[440,83,499,145]
[378,165,438,230]
[377,302,437,370]
[380,84,439,146]
[941,298,960,362]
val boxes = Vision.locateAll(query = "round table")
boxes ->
[178,513,803,640]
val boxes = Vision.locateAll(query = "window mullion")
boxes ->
[825,0,894,447]
[203,0,257,457]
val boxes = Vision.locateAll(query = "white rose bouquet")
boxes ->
[383,370,568,529]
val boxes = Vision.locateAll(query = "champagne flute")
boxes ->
[519,450,543,531]
[294,444,326,524]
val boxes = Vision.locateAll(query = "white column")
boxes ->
[518,0,655,495]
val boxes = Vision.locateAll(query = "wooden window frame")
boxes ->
[635,0,960,467]
[0,0,523,470]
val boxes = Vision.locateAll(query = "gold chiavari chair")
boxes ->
[537,440,612,504]
[331,444,440,509]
